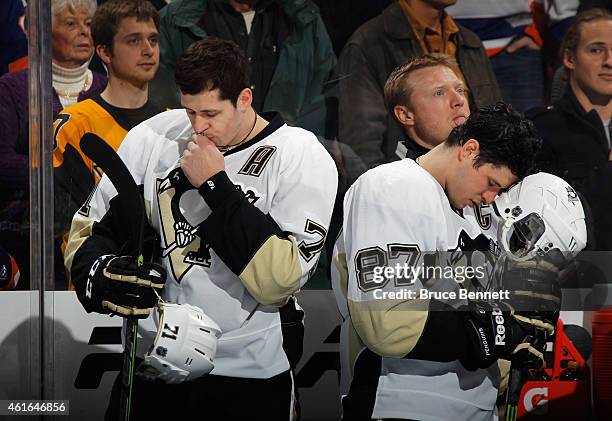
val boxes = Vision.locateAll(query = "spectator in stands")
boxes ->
[336,0,500,171]
[149,0,336,137]
[384,54,470,160]
[0,0,28,75]
[527,8,612,249]
[53,0,164,288]
[448,0,578,112]
[90,1,170,74]
[323,53,472,281]
[0,0,106,289]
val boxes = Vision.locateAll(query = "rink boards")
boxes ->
[0,290,343,420]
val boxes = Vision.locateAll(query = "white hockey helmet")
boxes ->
[493,172,587,262]
[141,302,222,384]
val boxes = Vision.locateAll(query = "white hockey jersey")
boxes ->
[331,159,502,420]
[66,110,338,379]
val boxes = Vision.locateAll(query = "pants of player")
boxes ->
[341,349,419,421]
[105,369,298,421]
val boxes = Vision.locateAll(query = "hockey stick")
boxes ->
[81,133,145,421]
[504,366,523,421]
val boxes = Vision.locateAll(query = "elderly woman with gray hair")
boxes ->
[0,0,106,290]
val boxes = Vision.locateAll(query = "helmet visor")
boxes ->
[502,213,546,259]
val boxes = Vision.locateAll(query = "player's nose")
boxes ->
[481,190,498,204]
[192,116,210,134]
[451,90,465,108]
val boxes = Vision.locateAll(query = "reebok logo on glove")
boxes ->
[492,306,506,346]
[463,300,554,370]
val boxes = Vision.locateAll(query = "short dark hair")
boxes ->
[174,37,248,105]
[561,8,612,60]
[446,102,542,179]
[384,54,460,114]
[91,0,159,50]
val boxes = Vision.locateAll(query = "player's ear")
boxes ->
[562,48,575,71]
[394,105,414,127]
[237,87,253,112]
[96,44,112,65]
[460,138,480,160]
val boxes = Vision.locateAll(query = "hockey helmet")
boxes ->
[493,172,587,262]
[141,302,222,384]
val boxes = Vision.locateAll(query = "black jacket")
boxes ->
[401,136,430,160]
[527,87,612,250]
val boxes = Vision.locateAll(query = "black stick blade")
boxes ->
[79,132,145,258]
[80,133,140,201]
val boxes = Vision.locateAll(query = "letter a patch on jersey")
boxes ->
[238,146,277,177]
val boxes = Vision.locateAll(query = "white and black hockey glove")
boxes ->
[461,300,555,370]
[82,255,166,318]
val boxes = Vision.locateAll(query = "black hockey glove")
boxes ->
[81,255,166,318]
[460,300,555,371]
[494,253,562,314]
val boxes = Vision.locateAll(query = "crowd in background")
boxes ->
[0,0,611,290]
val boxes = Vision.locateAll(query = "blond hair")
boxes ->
[384,54,459,114]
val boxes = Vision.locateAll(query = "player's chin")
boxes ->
[133,70,156,82]
[449,197,464,209]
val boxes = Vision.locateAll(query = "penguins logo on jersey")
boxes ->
[157,168,213,283]
[156,168,261,283]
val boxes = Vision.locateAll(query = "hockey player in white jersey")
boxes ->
[65,37,338,420]
[332,172,588,420]
[331,103,554,421]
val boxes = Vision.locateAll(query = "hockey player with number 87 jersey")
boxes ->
[331,104,553,421]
